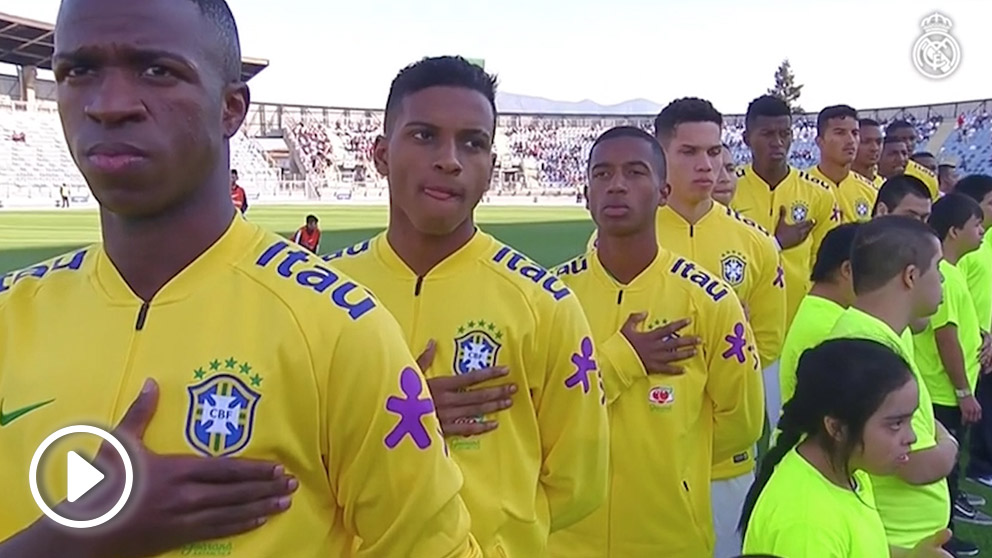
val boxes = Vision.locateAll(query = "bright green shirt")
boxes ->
[959,233,992,332]
[827,307,950,548]
[779,295,846,405]
[913,259,983,406]
[742,447,888,557]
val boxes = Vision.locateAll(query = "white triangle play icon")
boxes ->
[66,451,105,503]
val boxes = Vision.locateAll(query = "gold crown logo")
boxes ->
[921,12,953,32]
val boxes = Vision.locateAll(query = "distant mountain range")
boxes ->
[496,92,662,115]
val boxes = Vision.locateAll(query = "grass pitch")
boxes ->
[2,204,991,552]
[0,204,594,273]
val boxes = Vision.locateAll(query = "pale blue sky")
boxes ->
[1,0,989,113]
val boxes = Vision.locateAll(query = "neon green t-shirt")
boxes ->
[959,234,992,332]
[742,447,888,557]
[913,259,983,406]
[779,295,846,405]
[827,307,950,548]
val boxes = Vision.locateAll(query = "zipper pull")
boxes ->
[135,301,150,331]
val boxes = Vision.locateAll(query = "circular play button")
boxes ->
[28,425,134,529]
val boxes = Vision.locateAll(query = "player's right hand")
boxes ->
[60,379,298,558]
[774,206,815,250]
[908,528,953,557]
[621,313,699,375]
[417,340,516,438]
[960,394,983,425]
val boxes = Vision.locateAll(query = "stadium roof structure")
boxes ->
[0,11,269,82]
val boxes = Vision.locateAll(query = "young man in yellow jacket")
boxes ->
[324,56,609,558]
[0,2,481,557]
[808,105,879,224]
[732,95,840,327]
[548,126,764,558]
[886,120,941,200]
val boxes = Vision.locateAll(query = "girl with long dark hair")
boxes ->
[740,338,952,557]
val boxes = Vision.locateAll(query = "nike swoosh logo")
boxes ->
[0,399,55,426]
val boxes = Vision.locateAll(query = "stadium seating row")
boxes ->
[0,98,280,202]
[286,105,990,193]
[1,96,989,203]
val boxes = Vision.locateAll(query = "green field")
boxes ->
[3,204,992,553]
[0,205,594,273]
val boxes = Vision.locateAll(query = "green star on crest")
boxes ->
[209,359,221,371]
[193,367,206,380]
[458,319,504,341]
[240,363,252,375]
[250,374,263,387]
[225,357,238,369]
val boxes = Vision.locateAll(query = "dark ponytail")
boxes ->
[738,338,915,536]
[737,400,804,535]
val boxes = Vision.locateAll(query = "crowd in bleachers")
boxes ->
[289,119,333,174]
[1,96,990,202]
[287,116,381,181]
[281,106,989,195]
[332,117,380,164]
[502,120,605,189]
[943,108,992,174]
[0,98,278,201]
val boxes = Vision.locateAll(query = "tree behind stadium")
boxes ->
[767,59,805,115]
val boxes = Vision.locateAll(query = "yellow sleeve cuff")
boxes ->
[600,331,648,400]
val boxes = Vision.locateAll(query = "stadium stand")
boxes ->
[245,102,985,200]
[0,11,988,206]
[0,96,282,206]
[940,107,992,174]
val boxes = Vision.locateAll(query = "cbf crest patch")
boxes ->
[720,251,747,287]
[185,358,263,457]
[791,201,810,222]
[855,199,871,219]
[453,320,504,374]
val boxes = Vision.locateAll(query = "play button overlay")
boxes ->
[29,425,134,529]
[66,451,105,503]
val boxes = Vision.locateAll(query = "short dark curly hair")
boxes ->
[384,56,498,133]
[654,97,723,145]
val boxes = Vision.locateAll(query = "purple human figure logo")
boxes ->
[773,266,785,288]
[566,336,597,394]
[384,367,434,450]
[722,322,748,363]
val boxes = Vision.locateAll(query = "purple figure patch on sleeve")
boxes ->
[773,265,785,288]
[722,322,748,364]
[384,367,434,450]
[565,336,597,394]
